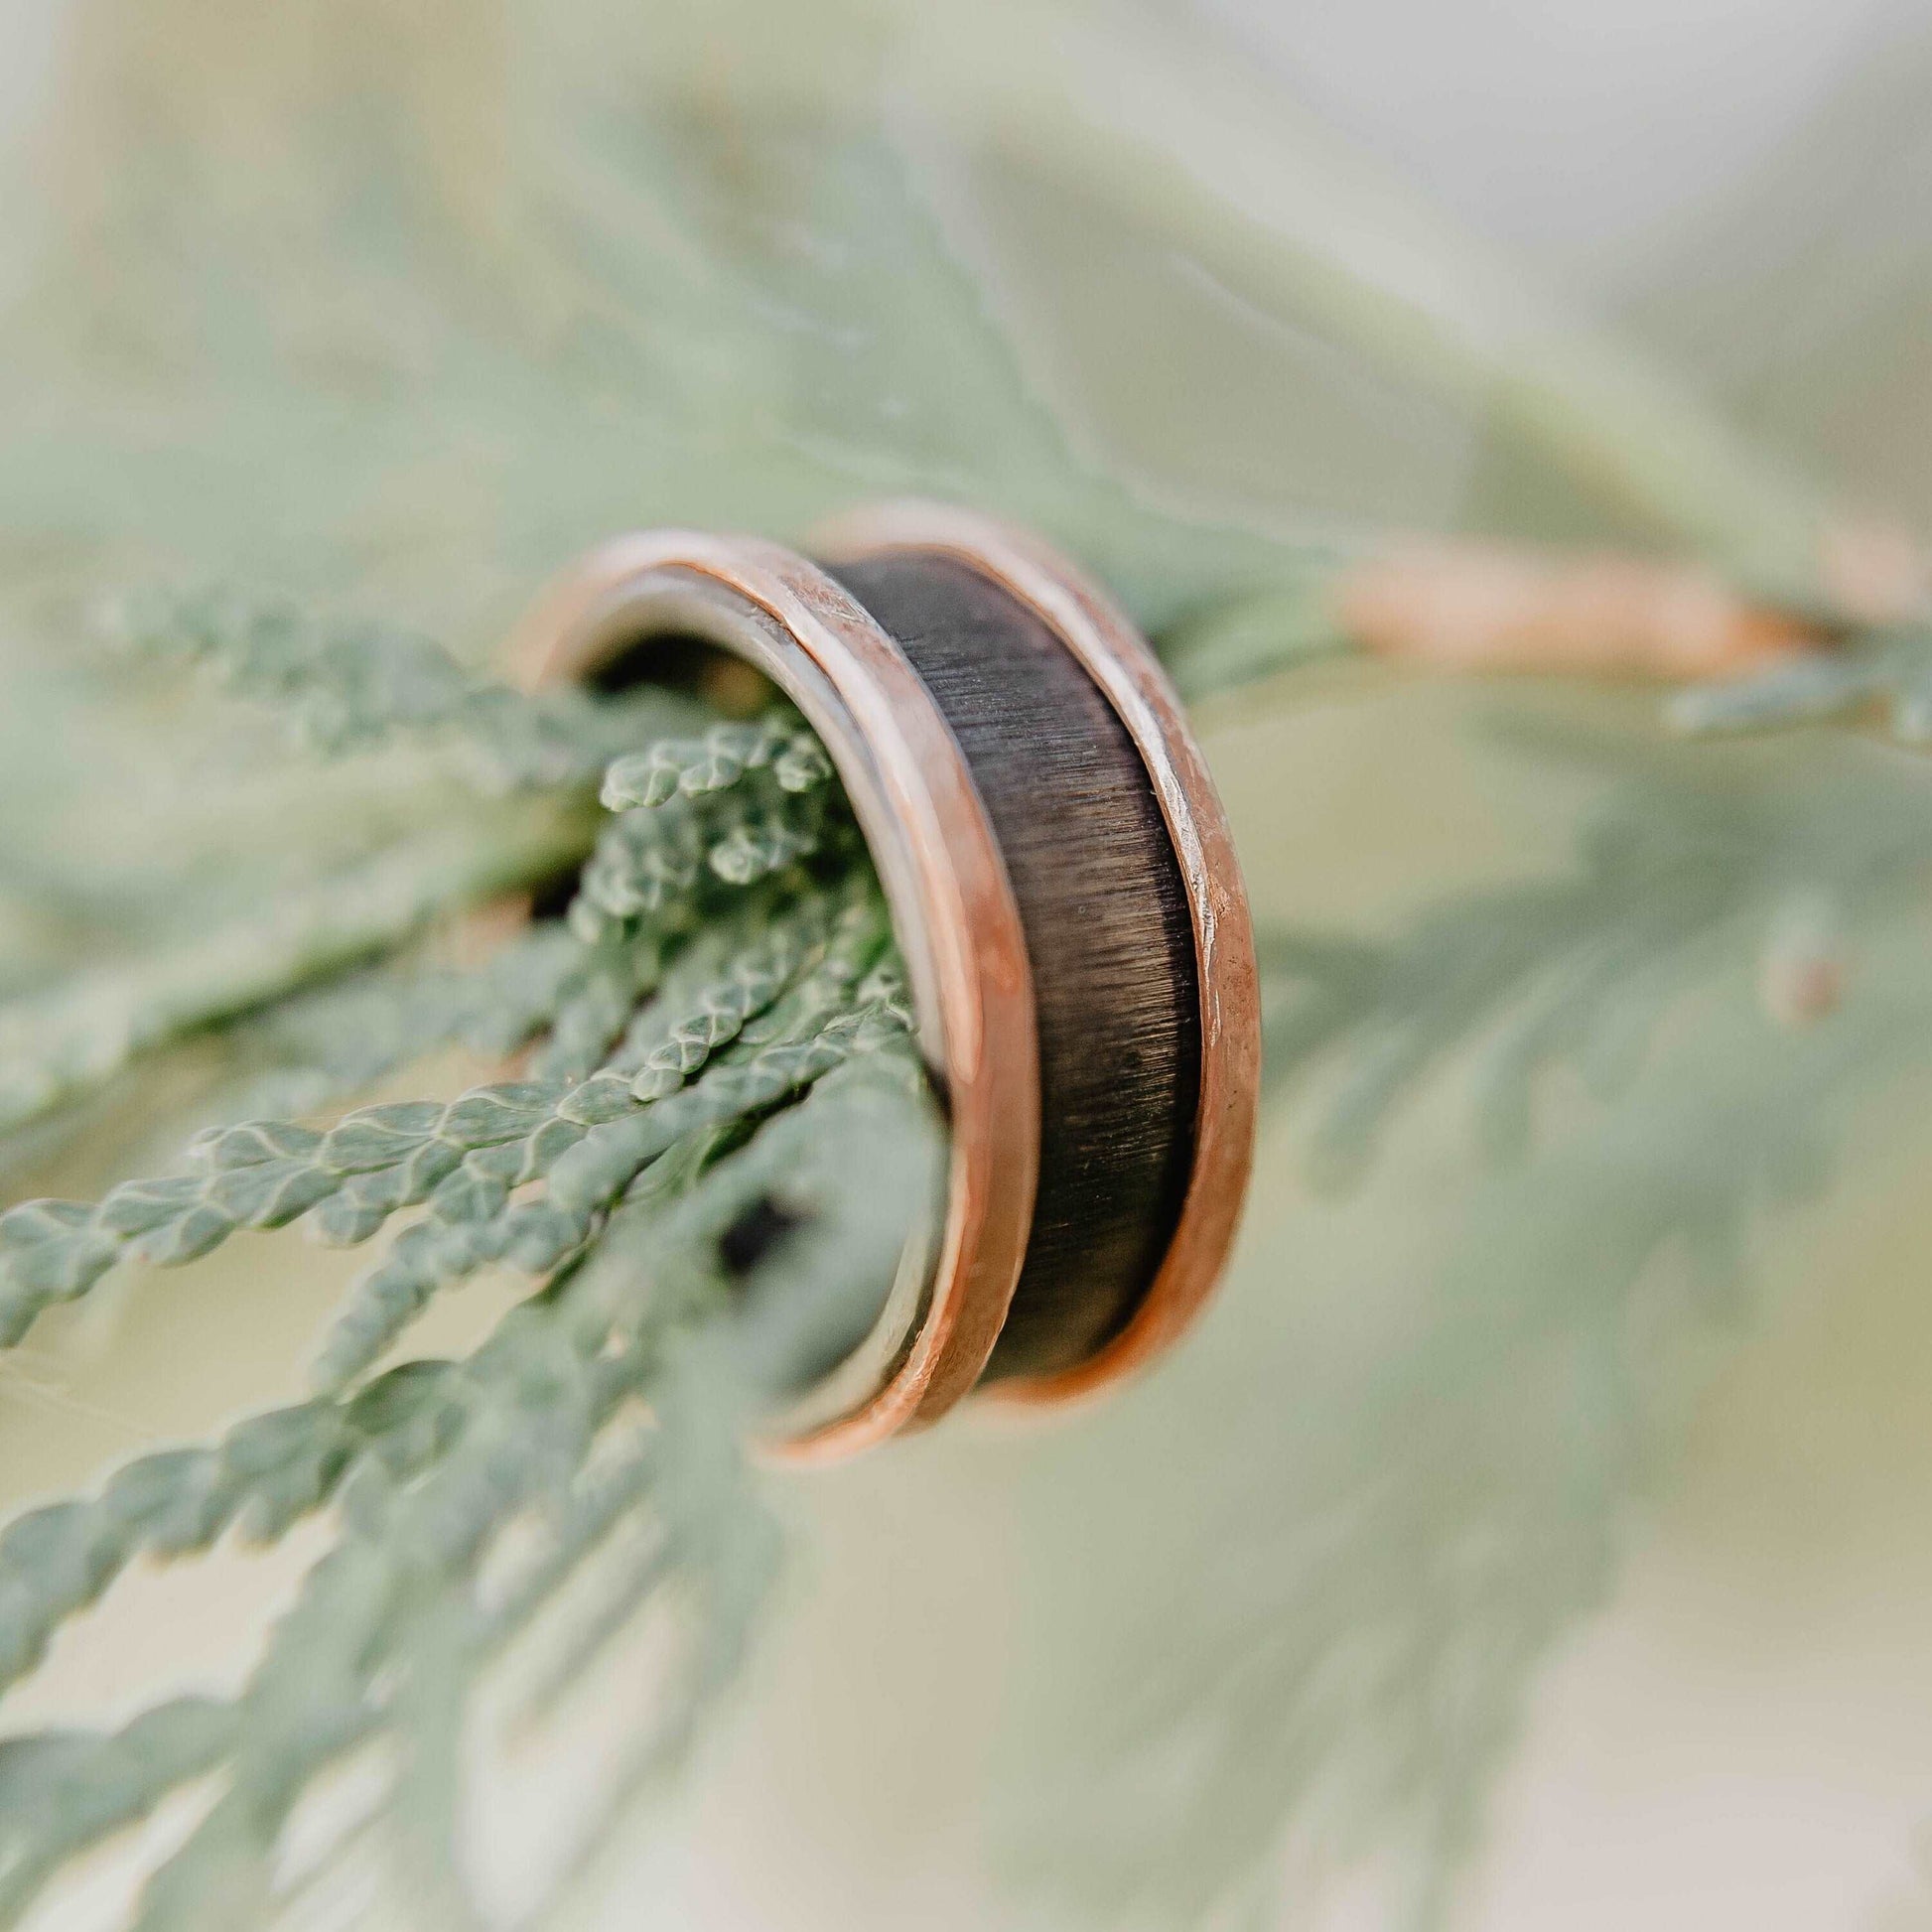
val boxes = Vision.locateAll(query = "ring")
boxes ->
[514,502,1259,1457]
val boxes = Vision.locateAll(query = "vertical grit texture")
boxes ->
[829,554,1200,1380]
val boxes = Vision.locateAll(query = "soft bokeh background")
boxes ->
[5,1,1932,1927]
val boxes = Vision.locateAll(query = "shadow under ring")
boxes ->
[513,502,1259,1458]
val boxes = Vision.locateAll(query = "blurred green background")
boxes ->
[5,2,1932,1926]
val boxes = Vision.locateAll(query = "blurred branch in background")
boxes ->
[1002,704,1932,1929]
[1006,930,1932,1928]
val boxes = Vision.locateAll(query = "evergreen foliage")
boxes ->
[1261,716,1932,1178]
[0,620,932,1925]
[110,586,705,789]
[2,3,1929,1925]
[1669,618,1932,741]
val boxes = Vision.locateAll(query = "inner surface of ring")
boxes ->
[828,553,1200,1381]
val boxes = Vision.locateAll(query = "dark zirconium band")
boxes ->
[828,553,1199,1382]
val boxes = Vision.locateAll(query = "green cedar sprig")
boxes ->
[108,585,704,790]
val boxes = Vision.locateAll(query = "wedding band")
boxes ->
[516,502,1258,1456]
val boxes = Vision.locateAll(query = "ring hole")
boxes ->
[720,1196,809,1279]
[585,630,777,716]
